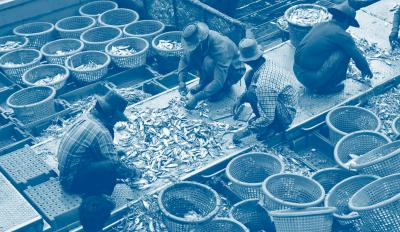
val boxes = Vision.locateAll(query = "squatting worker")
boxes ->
[178,22,246,110]
[293,2,373,94]
[389,6,400,49]
[232,38,297,143]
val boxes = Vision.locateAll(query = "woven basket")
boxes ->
[152,31,183,57]
[311,167,355,193]
[229,199,274,232]
[392,116,400,138]
[334,131,390,170]
[158,181,220,232]
[124,20,165,44]
[99,8,139,29]
[105,37,148,69]
[261,173,325,211]
[226,152,284,200]
[326,106,381,145]
[0,35,29,55]
[55,16,96,39]
[194,218,249,232]
[65,51,110,83]
[352,141,400,177]
[284,4,331,47]
[79,1,118,21]
[41,39,84,65]
[269,207,336,232]
[81,26,122,51]
[349,173,400,232]
[6,86,56,124]
[13,22,55,49]
[22,64,69,90]
[0,48,42,84]
[325,175,378,230]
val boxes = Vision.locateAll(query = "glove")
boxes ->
[389,32,400,49]
[185,91,206,110]
[232,128,251,144]
[190,84,204,95]
[178,81,188,96]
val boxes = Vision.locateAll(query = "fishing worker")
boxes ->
[232,38,298,143]
[293,2,373,94]
[389,6,400,49]
[178,22,246,110]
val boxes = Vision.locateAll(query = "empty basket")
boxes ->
[334,131,390,170]
[158,181,220,232]
[326,106,381,145]
[124,20,165,44]
[349,173,400,232]
[194,218,249,232]
[65,51,110,83]
[325,175,378,230]
[55,16,96,39]
[41,39,84,65]
[6,86,56,124]
[13,22,55,49]
[98,8,139,29]
[81,26,122,51]
[105,37,148,69]
[0,35,29,55]
[22,64,69,90]
[311,167,355,193]
[226,152,284,200]
[261,173,325,211]
[79,1,118,21]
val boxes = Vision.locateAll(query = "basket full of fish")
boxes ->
[41,38,84,65]
[22,64,69,90]
[105,37,149,68]
[0,35,29,55]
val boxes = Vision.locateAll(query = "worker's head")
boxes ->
[328,2,359,29]
[94,89,129,127]
[238,38,264,66]
[182,22,210,52]
[79,195,116,232]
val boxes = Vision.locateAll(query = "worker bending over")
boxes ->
[233,38,297,143]
[293,2,372,94]
[178,22,246,109]
[389,7,400,49]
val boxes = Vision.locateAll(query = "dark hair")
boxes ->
[79,195,115,232]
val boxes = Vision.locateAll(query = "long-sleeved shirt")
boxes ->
[295,21,371,75]
[178,30,245,97]
[392,8,400,36]
[57,113,118,191]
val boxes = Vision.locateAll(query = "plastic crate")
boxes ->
[105,66,158,89]
[0,123,33,155]
[155,71,197,89]
[136,80,167,96]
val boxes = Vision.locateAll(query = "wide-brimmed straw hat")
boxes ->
[328,2,360,28]
[182,22,210,51]
[95,89,128,122]
[238,38,263,62]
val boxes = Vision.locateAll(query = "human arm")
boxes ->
[249,85,277,129]
[177,53,192,95]
[390,9,400,48]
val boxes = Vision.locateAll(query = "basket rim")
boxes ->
[0,35,29,52]
[6,85,56,109]
[310,167,355,180]
[13,22,55,36]
[352,140,400,169]
[333,130,391,170]
[55,16,96,33]
[349,173,400,211]
[229,198,264,218]
[284,4,331,27]
[195,218,249,232]
[105,37,149,58]
[80,26,123,45]
[152,31,183,52]
[268,206,336,217]
[40,38,84,57]
[157,181,221,224]
[326,106,381,137]
[391,116,400,136]
[98,8,140,27]
[261,173,325,208]
[65,51,111,72]
[123,20,166,37]
[22,63,70,86]
[79,0,118,17]
[226,152,284,187]
[324,174,379,220]
[0,48,42,68]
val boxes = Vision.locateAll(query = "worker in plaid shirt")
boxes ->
[232,38,297,143]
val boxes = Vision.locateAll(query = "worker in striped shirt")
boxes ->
[232,38,298,143]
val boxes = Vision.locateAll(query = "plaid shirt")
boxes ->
[57,113,118,191]
[251,59,297,128]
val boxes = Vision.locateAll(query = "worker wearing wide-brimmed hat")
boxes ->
[293,1,373,94]
[178,22,246,110]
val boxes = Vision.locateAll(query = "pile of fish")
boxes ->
[116,86,152,105]
[156,40,182,50]
[74,61,103,71]
[33,74,66,86]
[1,62,25,68]
[69,95,97,113]
[109,45,138,56]
[287,7,330,26]
[0,41,22,52]
[54,49,74,55]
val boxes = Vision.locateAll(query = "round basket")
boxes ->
[194,218,249,232]
[311,167,355,193]
[80,26,122,51]
[229,199,274,232]
[326,106,381,145]
[0,35,29,55]
[0,48,42,84]
[261,173,325,211]
[334,131,390,170]
[41,39,84,65]
[6,86,56,124]
[284,4,331,47]
[158,181,220,232]
[269,207,336,232]
[99,8,139,29]
[152,31,183,57]
[325,175,378,230]
[352,141,400,177]
[13,22,55,49]
[79,1,118,21]
[349,173,400,232]
[22,64,69,90]
[55,16,96,39]
[105,37,148,69]
[226,152,284,200]
[65,51,110,83]
[391,116,400,138]
[124,20,165,44]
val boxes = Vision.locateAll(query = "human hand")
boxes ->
[389,33,400,49]
[178,82,188,96]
